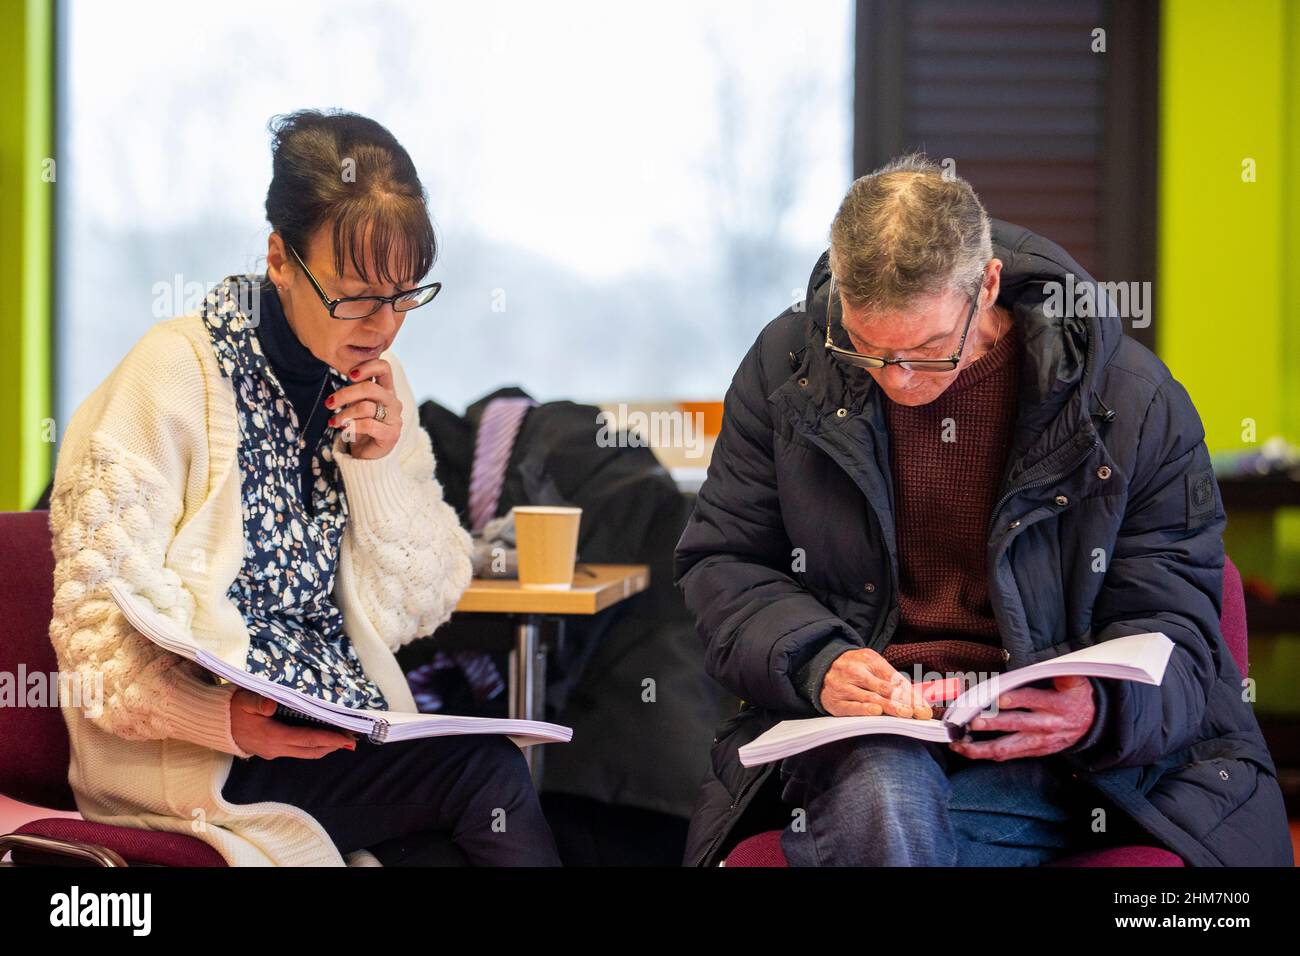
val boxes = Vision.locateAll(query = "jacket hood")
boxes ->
[800,218,1127,470]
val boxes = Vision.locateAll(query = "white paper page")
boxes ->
[110,579,572,745]
[735,633,1175,767]
[944,632,1174,727]
[738,713,952,767]
[381,710,573,745]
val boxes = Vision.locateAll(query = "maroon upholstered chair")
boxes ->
[722,556,1251,868]
[0,510,227,866]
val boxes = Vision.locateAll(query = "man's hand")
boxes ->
[229,689,358,760]
[948,675,1096,761]
[820,647,934,720]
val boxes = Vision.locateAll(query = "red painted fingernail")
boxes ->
[350,369,359,379]
[325,396,333,407]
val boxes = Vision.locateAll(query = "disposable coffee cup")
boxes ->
[512,506,582,590]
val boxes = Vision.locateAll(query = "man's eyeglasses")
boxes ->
[823,276,981,373]
[287,244,442,320]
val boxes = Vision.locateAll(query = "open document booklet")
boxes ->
[737,632,1174,767]
[107,580,573,750]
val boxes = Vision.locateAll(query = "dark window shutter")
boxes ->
[854,0,1158,349]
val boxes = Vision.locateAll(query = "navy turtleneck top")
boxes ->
[254,280,335,513]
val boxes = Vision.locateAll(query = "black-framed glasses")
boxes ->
[287,244,442,320]
[823,276,982,372]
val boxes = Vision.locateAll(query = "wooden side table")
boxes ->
[453,563,650,776]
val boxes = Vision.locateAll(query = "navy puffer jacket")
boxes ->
[674,219,1293,867]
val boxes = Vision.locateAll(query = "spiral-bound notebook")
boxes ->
[107,580,573,749]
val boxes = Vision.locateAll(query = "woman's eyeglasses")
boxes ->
[823,276,981,373]
[287,244,442,320]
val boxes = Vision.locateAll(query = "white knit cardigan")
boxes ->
[47,312,474,866]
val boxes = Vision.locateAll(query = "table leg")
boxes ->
[508,615,547,782]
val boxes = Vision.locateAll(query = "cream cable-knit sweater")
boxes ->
[47,312,473,866]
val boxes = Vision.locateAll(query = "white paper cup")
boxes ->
[513,506,582,589]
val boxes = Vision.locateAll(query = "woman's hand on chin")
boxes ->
[327,357,402,460]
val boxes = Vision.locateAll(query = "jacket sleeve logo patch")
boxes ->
[1186,468,1217,530]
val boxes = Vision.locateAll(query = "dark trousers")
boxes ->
[221,733,562,866]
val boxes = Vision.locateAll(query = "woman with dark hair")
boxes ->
[46,109,561,866]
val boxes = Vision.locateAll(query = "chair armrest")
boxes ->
[0,832,128,867]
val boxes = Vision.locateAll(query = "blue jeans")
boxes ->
[778,734,1102,866]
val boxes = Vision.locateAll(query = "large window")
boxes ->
[57,0,853,421]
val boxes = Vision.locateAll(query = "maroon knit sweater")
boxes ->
[883,318,1022,648]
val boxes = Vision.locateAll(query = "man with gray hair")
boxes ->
[674,154,1291,866]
